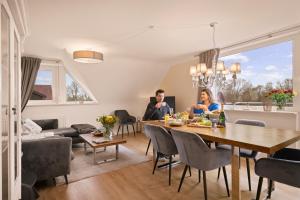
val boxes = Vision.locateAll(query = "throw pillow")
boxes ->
[23,119,42,134]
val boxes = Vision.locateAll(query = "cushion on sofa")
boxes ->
[33,119,58,130]
[43,127,78,137]
[23,119,42,134]
[71,124,97,134]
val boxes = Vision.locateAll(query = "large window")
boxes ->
[30,70,54,100]
[65,74,92,102]
[219,40,293,105]
[28,64,96,105]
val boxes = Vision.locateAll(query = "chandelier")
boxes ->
[190,23,241,88]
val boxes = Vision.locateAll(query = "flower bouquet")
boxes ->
[267,89,296,110]
[96,115,117,139]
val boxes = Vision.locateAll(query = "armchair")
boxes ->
[114,110,136,138]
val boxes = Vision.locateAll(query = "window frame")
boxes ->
[27,62,98,106]
[27,64,58,105]
[218,35,295,107]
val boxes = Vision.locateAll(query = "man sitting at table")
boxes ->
[190,88,219,117]
[143,89,171,120]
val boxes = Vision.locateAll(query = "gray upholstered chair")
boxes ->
[144,124,178,185]
[171,129,231,200]
[255,148,300,200]
[217,119,266,191]
[115,110,136,138]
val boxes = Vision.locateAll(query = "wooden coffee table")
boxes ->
[79,134,127,165]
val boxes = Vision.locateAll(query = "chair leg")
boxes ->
[198,169,201,183]
[178,165,188,192]
[188,166,192,177]
[267,179,273,199]
[117,125,120,136]
[203,171,208,200]
[121,125,124,138]
[152,153,160,174]
[217,167,221,180]
[127,125,129,136]
[222,166,230,197]
[256,177,263,200]
[246,158,252,191]
[52,178,56,186]
[145,139,151,156]
[64,175,69,184]
[132,124,136,136]
[169,155,172,186]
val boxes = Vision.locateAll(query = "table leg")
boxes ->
[116,144,119,159]
[93,148,96,165]
[84,142,87,153]
[232,146,241,200]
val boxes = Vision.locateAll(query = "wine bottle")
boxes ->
[218,103,226,127]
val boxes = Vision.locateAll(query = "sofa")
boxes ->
[33,119,83,144]
[22,136,72,184]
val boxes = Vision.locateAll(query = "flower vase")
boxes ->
[276,105,285,111]
[103,128,112,140]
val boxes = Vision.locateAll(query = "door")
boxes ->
[1,1,22,199]
[1,3,11,200]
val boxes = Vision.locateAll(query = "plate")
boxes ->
[187,123,211,128]
[169,122,184,127]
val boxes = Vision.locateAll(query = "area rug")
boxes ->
[55,143,151,185]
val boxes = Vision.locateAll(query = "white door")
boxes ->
[1,3,12,200]
[1,1,22,199]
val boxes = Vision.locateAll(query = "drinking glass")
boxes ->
[169,107,174,116]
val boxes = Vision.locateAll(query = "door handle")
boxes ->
[12,107,17,115]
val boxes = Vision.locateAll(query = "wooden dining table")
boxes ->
[143,120,300,200]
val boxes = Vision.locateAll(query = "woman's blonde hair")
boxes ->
[200,88,214,104]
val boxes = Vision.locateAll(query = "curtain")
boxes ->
[197,48,220,101]
[21,57,42,111]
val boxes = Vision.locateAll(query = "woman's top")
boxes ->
[193,102,219,115]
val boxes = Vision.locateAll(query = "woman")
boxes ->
[190,88,219,117]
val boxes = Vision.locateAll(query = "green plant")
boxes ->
[267,89,296,109]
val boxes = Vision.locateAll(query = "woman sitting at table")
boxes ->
[190,88,219,117]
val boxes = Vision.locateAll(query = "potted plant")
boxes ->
[96,115,117,139]
[267,89,296,111]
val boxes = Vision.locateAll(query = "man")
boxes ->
[143,89,170,120]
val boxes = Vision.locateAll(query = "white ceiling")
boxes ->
[25,0,300,62]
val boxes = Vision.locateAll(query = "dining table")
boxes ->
[142,120,300,200]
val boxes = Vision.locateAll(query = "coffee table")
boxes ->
[79,134,127,165]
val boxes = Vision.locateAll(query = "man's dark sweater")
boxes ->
[143,101,170,120]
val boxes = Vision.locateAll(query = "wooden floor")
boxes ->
[38,133,300,200]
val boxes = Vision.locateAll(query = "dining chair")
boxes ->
[171,129,231,200]
[144,124,178,185]
[114,110,136,138]
[217,119,266,191]
[255,148,300,200]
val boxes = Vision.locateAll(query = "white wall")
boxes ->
[160,59,199,112]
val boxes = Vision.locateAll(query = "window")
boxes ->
[65,73,92,102]
[219,40,293,105]
[30,70,53,100]
[27,63,97,106]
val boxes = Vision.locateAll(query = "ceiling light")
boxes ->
[73,50,103,63]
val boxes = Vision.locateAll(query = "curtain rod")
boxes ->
[195,23,300,57]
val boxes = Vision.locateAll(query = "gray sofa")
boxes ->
[33,119,83,144]
[22,136,72,184]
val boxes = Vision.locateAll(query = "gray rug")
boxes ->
[55,143,150,185]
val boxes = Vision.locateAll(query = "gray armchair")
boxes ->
[217,119,266,191]
[171,129,231,200]
[255,148,300,200]
[115,110,136,138]
[22,136,72,184]
[144,124,178,185]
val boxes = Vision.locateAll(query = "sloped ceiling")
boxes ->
[23,0,300,105]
